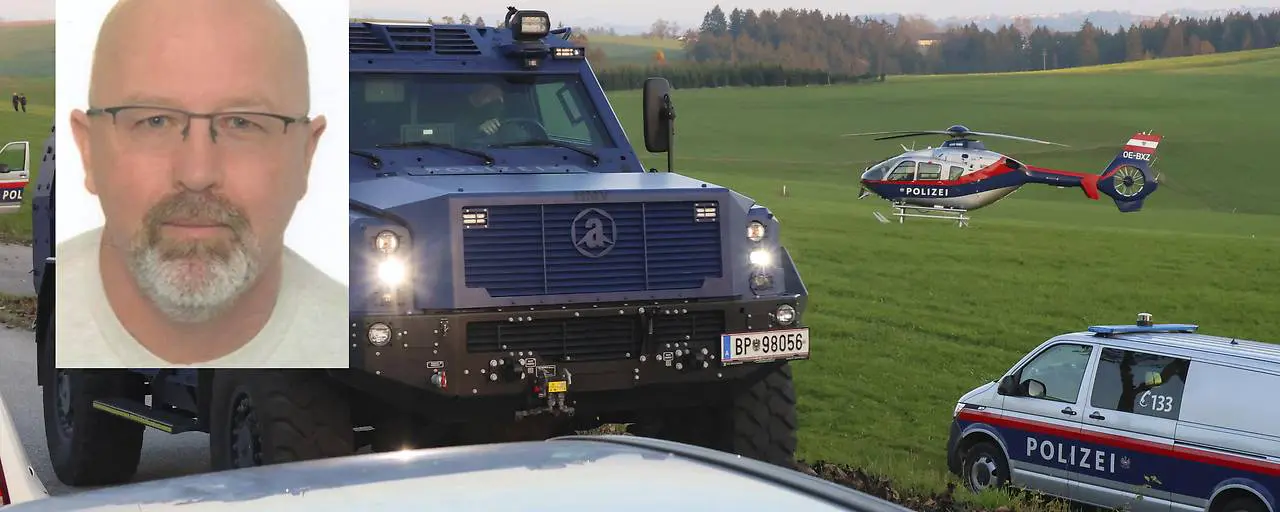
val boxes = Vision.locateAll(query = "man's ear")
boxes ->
[298,114,326,198]
[69,109,97,195]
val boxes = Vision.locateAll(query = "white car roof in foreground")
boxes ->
[4,435,910,512]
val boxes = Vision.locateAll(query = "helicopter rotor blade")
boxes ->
[966,131,1070,147]
[840,130,951,139]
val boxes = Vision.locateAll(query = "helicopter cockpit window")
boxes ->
[948,166,964,180]
[886,161,917,181]
[917,162,942,180]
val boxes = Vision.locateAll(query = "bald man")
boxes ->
[57,0,348,368]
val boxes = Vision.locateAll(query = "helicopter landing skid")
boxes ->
[886,204,970,227]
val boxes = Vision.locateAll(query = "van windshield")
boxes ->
[350,73,616,153]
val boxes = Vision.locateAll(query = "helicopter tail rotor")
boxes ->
[1095,132,1163,212]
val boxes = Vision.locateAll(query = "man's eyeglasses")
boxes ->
[86,105,310,152]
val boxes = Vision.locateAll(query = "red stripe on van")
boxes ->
[957,409,1280,477]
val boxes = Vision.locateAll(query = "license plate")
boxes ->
[547,380,568,393]
[720,328,809,365]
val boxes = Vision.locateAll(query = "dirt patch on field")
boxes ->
[0,293,35,330]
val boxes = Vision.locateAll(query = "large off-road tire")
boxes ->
[208,370,354,471]
[632,362,799,468]
[40,332,147,486]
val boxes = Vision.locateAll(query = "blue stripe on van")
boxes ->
[956,409,1278,507]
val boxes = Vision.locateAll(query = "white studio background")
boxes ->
[54,0,350,285]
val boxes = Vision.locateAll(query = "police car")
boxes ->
[946,313,1279,512]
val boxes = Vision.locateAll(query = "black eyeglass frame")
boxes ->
[85,105,311,140]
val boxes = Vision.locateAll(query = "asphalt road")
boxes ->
[0,244,212,497]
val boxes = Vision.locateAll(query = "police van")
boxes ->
[946,313,1279,512]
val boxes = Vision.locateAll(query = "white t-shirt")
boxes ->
[54,226,350,368]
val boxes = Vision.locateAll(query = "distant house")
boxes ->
[915,33,944,54]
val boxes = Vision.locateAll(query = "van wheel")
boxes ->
[960,441,1009,492]
[40,331,147,486]
[1218,496,1267,512]
[208,370,354,471]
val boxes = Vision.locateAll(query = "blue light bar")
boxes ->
[1088,324,1199,335]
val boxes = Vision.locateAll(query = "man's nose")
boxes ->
[171,118,224,191]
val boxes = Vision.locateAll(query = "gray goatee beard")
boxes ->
[126,190,263,324]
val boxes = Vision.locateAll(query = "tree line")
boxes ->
[683,5,1280,75]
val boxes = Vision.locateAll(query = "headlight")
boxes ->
[747,221,766,242]
[377,259,407,286]
[954,402,964,417]
[749,249,772,267]
[368,323,392,346]
[374,230,399,254]
[775,304,796,325]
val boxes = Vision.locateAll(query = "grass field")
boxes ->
[603,47,1280,500]
[0,21,53,244]
[585,34,689,66]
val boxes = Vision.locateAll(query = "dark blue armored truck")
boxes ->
[30,9,810,487]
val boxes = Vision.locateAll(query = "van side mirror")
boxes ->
[642,77,673,154]
[997,375,1019,396]
[0,163,8,173]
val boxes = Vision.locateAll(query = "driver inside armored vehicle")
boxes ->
[350,73,614,156]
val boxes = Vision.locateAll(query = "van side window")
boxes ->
[1089,348,1190,420]
[1016,343,1093,403]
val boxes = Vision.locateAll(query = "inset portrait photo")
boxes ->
[54,0,350,368]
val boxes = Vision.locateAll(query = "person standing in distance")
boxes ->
[59,0,348,368]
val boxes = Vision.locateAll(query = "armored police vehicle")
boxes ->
[29,9,811,487]
[947,313,1278,512]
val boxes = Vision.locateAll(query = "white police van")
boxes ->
[946,313,1279,512]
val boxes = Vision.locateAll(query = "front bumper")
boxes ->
[349,295,807,402]
[946,419,962,476]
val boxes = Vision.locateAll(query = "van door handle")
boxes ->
[1090,411,1106,420]
[1061,407,1077,416]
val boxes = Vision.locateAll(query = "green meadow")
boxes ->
[606,47,1280,500]
[585,34,689,66]
[0,21,54,244]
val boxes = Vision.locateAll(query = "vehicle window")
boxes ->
[917,162,942,180]
[948,166,964,180]
[1017,343,1093,403]
[349,73,616,152]
[1090,348,1189,420]
[886,161,916,181]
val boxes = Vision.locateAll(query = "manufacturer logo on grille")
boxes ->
[572,207,616,258]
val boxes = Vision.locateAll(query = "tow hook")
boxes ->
[514,366,575,420]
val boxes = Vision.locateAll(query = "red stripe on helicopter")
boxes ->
[957,408,1280,477]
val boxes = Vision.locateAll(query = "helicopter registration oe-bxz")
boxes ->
[846,125,1164,227]
[0,140,32,214]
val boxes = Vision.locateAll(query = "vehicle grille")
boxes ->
[461,201,722,297]
[466,311,726,362]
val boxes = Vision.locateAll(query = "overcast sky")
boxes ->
[351,0,1280,30]
[0,0,51,21]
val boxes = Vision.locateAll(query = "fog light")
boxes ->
[750,272,774,293]
[378,259,407,286]
[775,304,796,325]
[749,249,772,267]
[368,322,392,346]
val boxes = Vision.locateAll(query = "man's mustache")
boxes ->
[142,191,250,247]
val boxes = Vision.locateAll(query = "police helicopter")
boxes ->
[845,124,1163,226]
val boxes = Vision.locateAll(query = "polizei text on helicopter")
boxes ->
[903,187,950,197]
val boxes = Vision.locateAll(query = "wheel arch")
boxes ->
[1209,481,1275,512]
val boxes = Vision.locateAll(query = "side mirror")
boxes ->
[1026,379,1046,398]
[997,375,1018,396]
[0,163,8,174]
[642,77,672,153]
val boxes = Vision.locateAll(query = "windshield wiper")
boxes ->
[489,139,600,166]
[350,149,383,169]
[376,140,495,166]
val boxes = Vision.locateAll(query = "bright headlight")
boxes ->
[775,304,796,325]
[747,221,766,242]
[749,249,772,267]
[374,230,399,254]
[377,259,407,285]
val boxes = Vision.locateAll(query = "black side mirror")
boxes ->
[642,77,672,154]
[997,375,1019,396]
[0,164,8,174]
